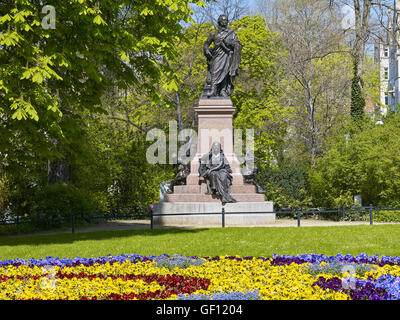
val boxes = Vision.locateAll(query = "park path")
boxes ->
[6,219,399,238]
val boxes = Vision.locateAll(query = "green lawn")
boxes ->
[1,225,400,260]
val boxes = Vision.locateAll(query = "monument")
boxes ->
[153,15,274,227]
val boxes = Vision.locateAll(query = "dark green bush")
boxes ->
[256,161,312,211]
[34,183,98,219]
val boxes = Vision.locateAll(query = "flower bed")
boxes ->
[1,253,400,300]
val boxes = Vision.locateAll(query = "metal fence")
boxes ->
[0,206,151,234]
[1,205,400,234]
[150,205,400,230]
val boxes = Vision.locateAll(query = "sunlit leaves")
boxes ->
[0,0,205,173]
[10,97,39,121]
[0,14,12,24]
[93,15,107,25]
[0,31,23,47]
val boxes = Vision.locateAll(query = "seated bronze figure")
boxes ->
[199,142,237,205]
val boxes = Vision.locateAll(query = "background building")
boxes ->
[375,0,400,115]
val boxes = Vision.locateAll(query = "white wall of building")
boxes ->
[376,0,399,115]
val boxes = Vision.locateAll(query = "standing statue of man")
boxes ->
[202,14,242,98]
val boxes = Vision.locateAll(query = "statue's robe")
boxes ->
[199,151,236,204]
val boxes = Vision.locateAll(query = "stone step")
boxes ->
[174,184,257,194]
[163,193,265,203]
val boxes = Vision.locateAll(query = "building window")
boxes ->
[384,67,389,79]
[385,93,389,105]
[384,47,389,57]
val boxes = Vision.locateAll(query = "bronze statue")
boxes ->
[199,142,237,205]
[202,14,242,98]
[238,149,266,194]
[172,157,190,186]
[159,155,190,201]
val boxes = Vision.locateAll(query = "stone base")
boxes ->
[153,202,274,227]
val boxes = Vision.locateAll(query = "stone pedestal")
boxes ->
[154,98,275,227]
[153,201,274,227]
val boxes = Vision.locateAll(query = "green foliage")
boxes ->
[163,22,212,118]
[0,172,10,216]
[373,211,400,223]
[362,56,380,106]
[256,161,312,210]
[0,0,205,219]
[0,0,205,177]
[283,50,354,163]
[111,139,173,208]
[310,115,400,209]
[232,15,288,161]
[73,114,173,209]
[35,183,98,216]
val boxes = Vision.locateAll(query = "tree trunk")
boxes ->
[353,0,372,78]
[48,139,71,185]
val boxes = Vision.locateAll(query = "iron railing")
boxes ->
[2,205,399,234]
[0,206,151,234]
[150,205,400,229]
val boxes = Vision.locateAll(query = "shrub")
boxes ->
[256,161,312,211]
[373,210,400,223]
[310,115,400,209]
[34,183,98,220]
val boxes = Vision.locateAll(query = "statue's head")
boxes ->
[211,141,222,155]
[217,14,228,29]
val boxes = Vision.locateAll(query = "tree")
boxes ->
[230,15,288,162]
[259,0,353,164]
[310,114,400,208]
[0,0,206,215]
[193,0,249,24]
[0,171,9,216]
[352,0,373,76]
[73,113,174,210]
[0,0,205,167]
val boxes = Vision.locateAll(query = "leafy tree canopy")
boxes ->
[310,115,400,208]
[0,0,205,163]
